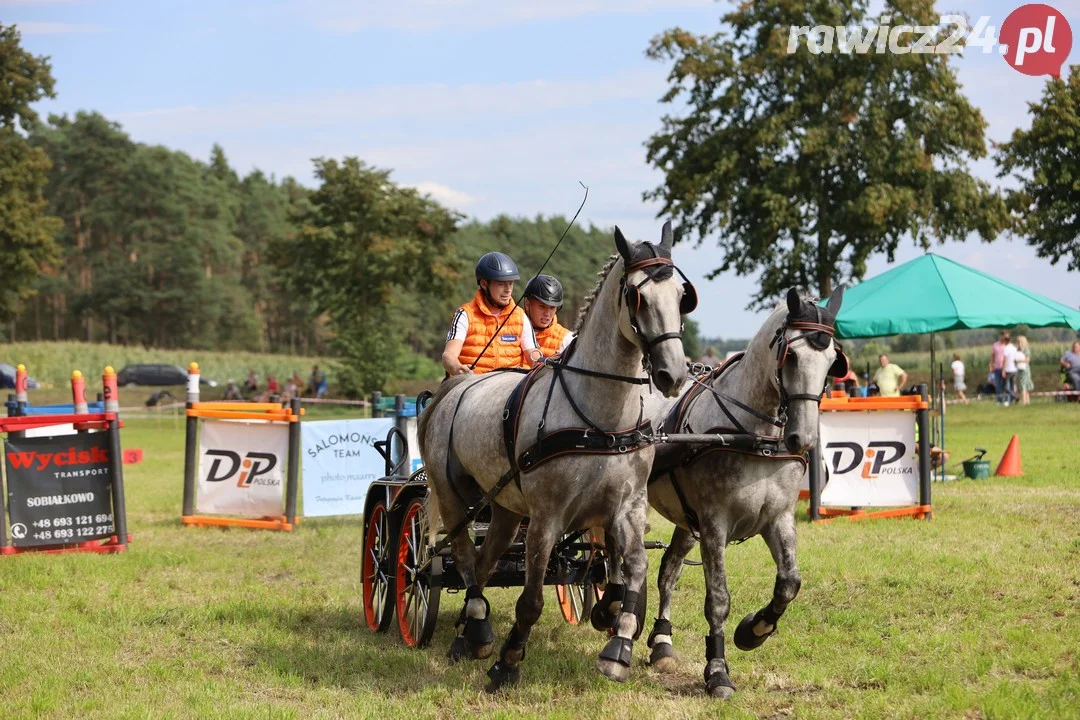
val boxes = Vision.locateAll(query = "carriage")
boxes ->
[361,425,621,648]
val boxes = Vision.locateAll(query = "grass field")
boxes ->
[0,404,1077,718]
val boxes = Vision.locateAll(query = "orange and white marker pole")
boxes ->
[187,362,201,404]
[182,362,200,518]
[102,366,119,414]
[71,370,89,415]
[15,364,28,409]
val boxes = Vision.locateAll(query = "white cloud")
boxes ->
[299,0,716,32]
[110,71,664,136]
[12,21,102,34]
[409,181,477,209]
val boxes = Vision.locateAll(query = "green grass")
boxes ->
[0,405,1077,718]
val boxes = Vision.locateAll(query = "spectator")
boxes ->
[834,367,860,396]
[1061,341,1080,392]
[950,353,968,403]
[988,331,1009,405]
[1015,336,1033,406]
[283,375,298,402]
[309,365,328,398]
[873,354,907,398]
[290,370,304,397]
[1003,335,1019,406]
[223,380,243,401]
[266,374,280,400]
[243,369,259,395]
[697,347,718,367]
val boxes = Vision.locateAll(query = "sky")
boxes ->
[7,0,1080,339]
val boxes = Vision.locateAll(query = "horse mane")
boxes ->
[572,253,620,333]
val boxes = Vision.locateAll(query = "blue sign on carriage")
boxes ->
[300,418,394,517]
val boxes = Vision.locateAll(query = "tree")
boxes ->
[284,158,461,393]
[0,23,60,324]
[645,0,1007,308]
[997,66,1080,271]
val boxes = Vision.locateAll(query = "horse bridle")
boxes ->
[619,256,698,373]
[769,309,839,424]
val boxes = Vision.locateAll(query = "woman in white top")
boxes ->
[1014,335,1033,406]
[950,353,967,403]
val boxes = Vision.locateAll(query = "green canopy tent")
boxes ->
[821,252,1080,479]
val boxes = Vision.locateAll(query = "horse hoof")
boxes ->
[596,657,630,683]
[649,642,678,673]
[446,636,469,664]
[484,661,520,693]
[733,611,773,651]
[707,682,736,700]
[471,642,495,660]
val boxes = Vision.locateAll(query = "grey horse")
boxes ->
[599,287,847,698]
[417,224,692,692]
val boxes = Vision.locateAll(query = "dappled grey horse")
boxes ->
[599,287,847,698]
[417,224,694,692]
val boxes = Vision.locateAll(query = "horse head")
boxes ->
[613,221,693,397]
[774,285,847,454]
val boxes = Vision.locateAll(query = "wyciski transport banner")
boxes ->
[4,432,115,547]
[818,410,919,508]
[196,420,289,518]
[301,418,394,517]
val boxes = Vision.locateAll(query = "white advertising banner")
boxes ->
[301,418,393,517]
[818,410,919,508]
[197,419,289,517]
[405,416,423,473]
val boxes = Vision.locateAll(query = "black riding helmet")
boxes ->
[524,274,564,308]
[475,252,520,284]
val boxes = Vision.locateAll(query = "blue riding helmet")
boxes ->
[475,252,520,284]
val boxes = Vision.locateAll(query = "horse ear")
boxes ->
[614,226,632,261]
[660,220,673,248]
[786,288,801,314]
[826,283,846,313]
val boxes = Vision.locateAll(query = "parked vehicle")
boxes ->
[0,362,41,390]
[116,364,217,388]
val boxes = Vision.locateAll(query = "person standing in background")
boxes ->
[950,353,967,403]
[874,354,907,397]
[988,331,1009,405]
[1014,336,1033,406]
[1003,335,1019,406]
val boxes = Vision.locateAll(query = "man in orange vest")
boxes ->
[523,274,574,361]
[442,252,541,375]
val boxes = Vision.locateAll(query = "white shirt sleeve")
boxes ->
[446,309,468,342]
[520,314,536,352]
[560,332,575,352]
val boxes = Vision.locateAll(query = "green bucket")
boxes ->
[962,456,991,479]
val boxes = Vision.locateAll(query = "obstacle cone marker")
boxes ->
[994,434,1023,477]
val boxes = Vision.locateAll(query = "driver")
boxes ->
[442,252,541,375]
[523,274,574,361]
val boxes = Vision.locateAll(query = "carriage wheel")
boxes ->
[362,500,395,632]
[395,497,440,648]
[557,581,599,625]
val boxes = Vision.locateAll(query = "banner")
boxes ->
[405,417,423,473]
[197,420,288,517]
[818,410,919,507]
[301,418,393,517]
[4,432,115,547]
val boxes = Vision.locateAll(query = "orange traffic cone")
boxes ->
[994,434,1023,477]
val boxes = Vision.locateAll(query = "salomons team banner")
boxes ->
[4,433,115,548]
[818,410,919,507]
[301,418,394,517]
[197,420,289,517]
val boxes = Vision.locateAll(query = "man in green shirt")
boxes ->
[874,354,908,397]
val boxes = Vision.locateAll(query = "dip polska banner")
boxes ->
[300,418,394,517]
[4,433,115,548]
[196,420,289,518]
[818,410,919,508]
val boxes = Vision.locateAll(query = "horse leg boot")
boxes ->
[445,530,496,663]
[597,508,648,683]
[699,525,736,699]
[485,524,558,693]
[648,526,697,672]
[589,538,623,633]
[735,513,800,651]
